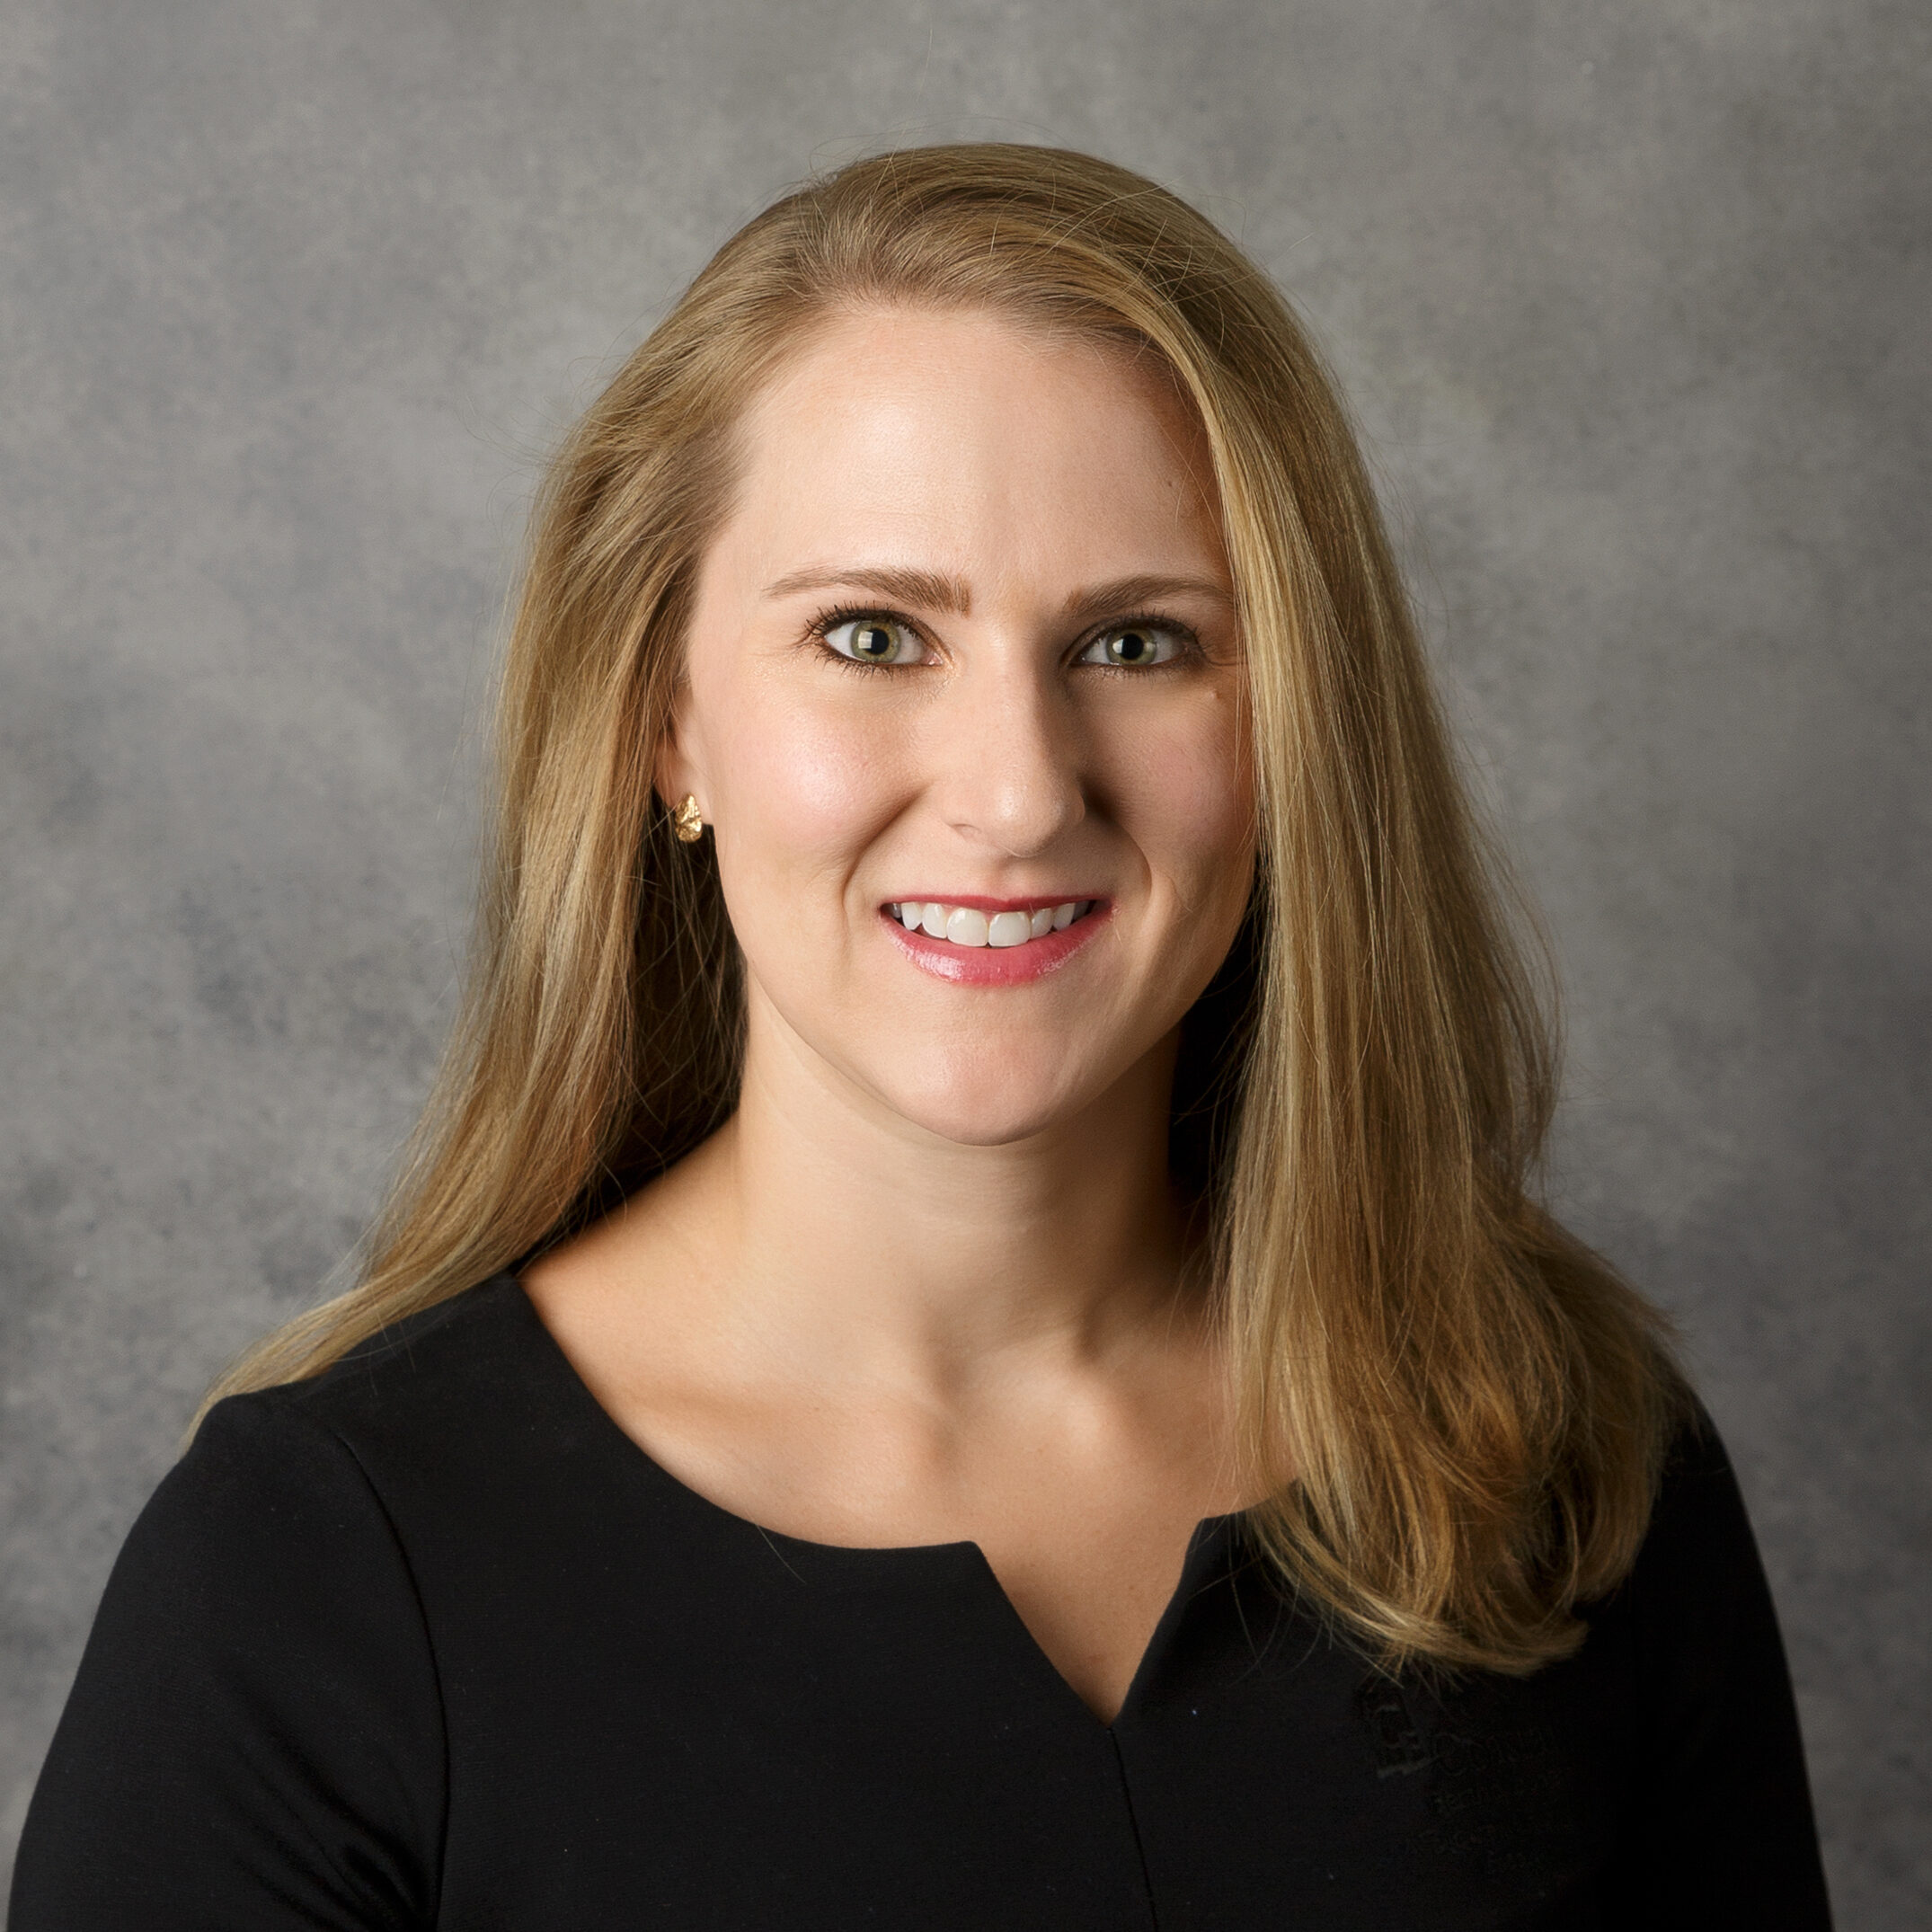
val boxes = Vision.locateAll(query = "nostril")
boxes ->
[935,727,1084,856]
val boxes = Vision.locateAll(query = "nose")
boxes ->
[928,649,1085,859]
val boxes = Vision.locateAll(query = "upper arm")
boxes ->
[9,1393,447,1932]
[1609,1422,1833,1928]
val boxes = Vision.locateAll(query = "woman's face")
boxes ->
[669,305,1254,1148]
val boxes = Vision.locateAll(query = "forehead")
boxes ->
[710,305,1227,597]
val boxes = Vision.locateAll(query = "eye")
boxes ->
[821,616,924,665]
[1078,623,1186,669]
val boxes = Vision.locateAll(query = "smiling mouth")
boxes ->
[886,900,1098,949]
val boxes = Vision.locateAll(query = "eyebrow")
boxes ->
[762,565,973,615]
[1061,573,1234,625]
[760,567,1233,623]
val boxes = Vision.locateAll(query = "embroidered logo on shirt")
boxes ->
[1356,1679,1431,1778]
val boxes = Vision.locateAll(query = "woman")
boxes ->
[13,145,1830,1928]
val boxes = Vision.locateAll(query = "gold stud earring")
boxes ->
[672,794,704,844]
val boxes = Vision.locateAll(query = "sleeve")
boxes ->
[1606,1414,1833,1928]
[8,1391,447,1931]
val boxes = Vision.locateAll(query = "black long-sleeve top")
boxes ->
[12,1273,1831,1929]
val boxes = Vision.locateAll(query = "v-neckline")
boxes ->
[501,1273,1242,1731]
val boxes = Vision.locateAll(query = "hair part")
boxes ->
[203,143,1683,1674]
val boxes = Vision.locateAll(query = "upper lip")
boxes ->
[883,893,1100,913]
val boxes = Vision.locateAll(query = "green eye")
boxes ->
[824,616,918,664]
[1082,624,1182,669]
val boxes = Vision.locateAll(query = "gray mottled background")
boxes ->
[2,0,1926,1919]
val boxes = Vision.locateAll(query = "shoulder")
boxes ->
[229,1272,582,1484]
[88,1268,639,1699]
[1622,1403,1768,1622]
[13,1334,463,1928]
[1608,1401,1811,1771]
[75,1273,590,1768]
[155,1273,593,1584]
[1594,1422,1831,1921]
[274,1271,542,1431]
[190,1272,688,1620]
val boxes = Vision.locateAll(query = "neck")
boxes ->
[653,988,1193,1398]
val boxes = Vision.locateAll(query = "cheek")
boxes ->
[1105,692,1254,908]
[701,672,904,882]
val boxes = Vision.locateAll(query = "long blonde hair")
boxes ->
[207,144,1680,1673]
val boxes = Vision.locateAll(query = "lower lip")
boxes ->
[881,905,1111,985]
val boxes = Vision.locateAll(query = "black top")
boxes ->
[13,1274,1831,1930]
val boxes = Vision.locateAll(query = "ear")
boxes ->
[651,687,705,819]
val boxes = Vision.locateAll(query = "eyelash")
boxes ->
[803,605,1203,675]
[807,605,917,676]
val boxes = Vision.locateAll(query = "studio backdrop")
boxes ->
[2,2,1926,1923]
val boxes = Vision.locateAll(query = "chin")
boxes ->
[868,1060,1089,1151]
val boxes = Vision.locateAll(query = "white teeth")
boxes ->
[891,900,1089,948]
